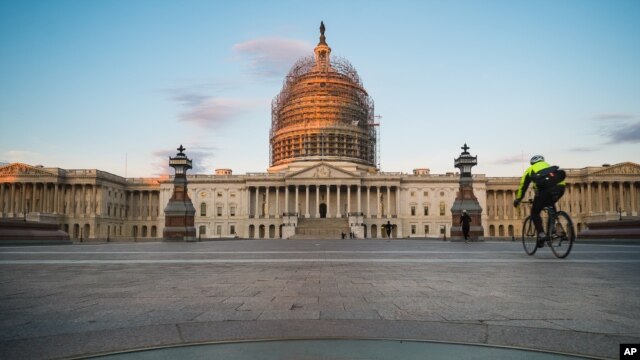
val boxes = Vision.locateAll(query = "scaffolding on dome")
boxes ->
[269,55,378,169]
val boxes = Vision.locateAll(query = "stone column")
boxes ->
[619,182,625,213]
[255,187,260,217]
[305,186,310,218]
[148,190,152,219]
[377,186,381,218]
[607,182,612,213]
[326,185,331,218]
[265,186,270,218]
[585,183,591,214]
[394,187,399,217]
[387,186,391,219]
[315,185,320,218]
[10,183,15,214]
[493,191,497,218]
[358,186,362,213]
[31,183,36,213]
[285,186,289,214]
[336,185,341,218]
[598,182,603,213]
[295,185,299,216]
[91,186,97,215]
[276,187,280,218]
[367,186,371,218]
[347,186,351,214]
[631,182,637,215]
[137,191,142,217]
[0,183,4,214]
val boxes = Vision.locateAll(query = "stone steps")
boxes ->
[290,217,350,240]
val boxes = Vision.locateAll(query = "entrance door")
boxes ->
[319,203,327,218]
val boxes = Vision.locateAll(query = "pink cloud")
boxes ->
[178,97,263,128]
[233,37,312,77]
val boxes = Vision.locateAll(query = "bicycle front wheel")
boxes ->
[522,216,538,255]
[549,211,575,259]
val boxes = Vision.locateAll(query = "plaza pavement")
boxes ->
[0,239,639,359]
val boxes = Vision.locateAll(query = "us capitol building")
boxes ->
[1,24,639,241]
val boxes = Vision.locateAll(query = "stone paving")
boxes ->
[0,239,639,359]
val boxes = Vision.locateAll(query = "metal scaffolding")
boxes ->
[270,55,377,169]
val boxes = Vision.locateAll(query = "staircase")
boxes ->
[289,217,350,239]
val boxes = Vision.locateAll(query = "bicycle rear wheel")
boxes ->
[522,216,537,255]
[548,211,575,259]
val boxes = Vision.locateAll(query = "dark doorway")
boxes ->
[319,203,327,218]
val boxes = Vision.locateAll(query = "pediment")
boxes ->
[286,162,359,180]
[0,163,56,177]
[591,162,640,176]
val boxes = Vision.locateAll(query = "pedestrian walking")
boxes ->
[460,209,472,242]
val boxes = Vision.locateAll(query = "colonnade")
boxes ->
[247,184,400,219]
[0,182,160,220]
[486,180,640,237]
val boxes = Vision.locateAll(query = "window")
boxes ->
[424,225,430,235]
[439,201,445,216]
[216,225,222,235]
[230,206,236,217]
[440,225,446,235]
[411,206,416,216]
[217,192,223,197]
[217,206,223,216]
[230,225,236,235]
[199,225,206,236]
[411,225,416,235]
[440,191,445,197]
[424,206,429,216]
[230,192,236,197]
[200,202,207,216]
[410,192,415,197]
[424,191,428,197]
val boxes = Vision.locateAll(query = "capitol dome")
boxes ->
[269,22,377,171]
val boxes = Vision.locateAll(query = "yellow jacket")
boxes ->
[516,161,566,200]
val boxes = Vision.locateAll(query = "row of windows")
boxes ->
[409,224,447,235]
[200,203,236,217]
[410,202,447,216]
[198,224,236,236]
[409,191,447,197]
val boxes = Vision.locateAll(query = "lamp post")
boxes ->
[616,202,622,221]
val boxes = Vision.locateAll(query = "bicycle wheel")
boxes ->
[522,216,538,255]
[548,211,575,259]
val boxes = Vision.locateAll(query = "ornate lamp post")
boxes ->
[450,143,484,241]
[162,145,196,241]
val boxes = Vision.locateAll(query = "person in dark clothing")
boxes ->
[383,221,393,238]
[513,155,566,248]
[460,209,472,242]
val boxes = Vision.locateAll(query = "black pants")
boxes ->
[532,185,565,234]
[462,225,470,240]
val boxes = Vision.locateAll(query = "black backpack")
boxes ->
[532,165,566,189]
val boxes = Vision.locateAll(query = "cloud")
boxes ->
[569,147,600,152]
[233,37,312,78]
[177,97,264,129]
[606,121,640,144]
[593,113,635,121]
[151,145,217,176]
[492,155,523,165]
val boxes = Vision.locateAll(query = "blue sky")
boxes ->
[1,0,639,177]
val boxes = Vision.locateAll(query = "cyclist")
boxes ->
[513,155,566,247]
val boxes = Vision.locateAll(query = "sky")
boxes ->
[1,0,639,178]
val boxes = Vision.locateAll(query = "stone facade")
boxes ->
[1,161,639,240]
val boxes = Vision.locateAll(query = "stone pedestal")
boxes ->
[450,144,484,241]
[162,145,196,242]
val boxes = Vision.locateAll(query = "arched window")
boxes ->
[439,201,445,216]
[200,202,206,216]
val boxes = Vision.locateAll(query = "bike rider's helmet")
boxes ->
[530,155,545,165]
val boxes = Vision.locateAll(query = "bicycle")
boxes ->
[521,200,575,258]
